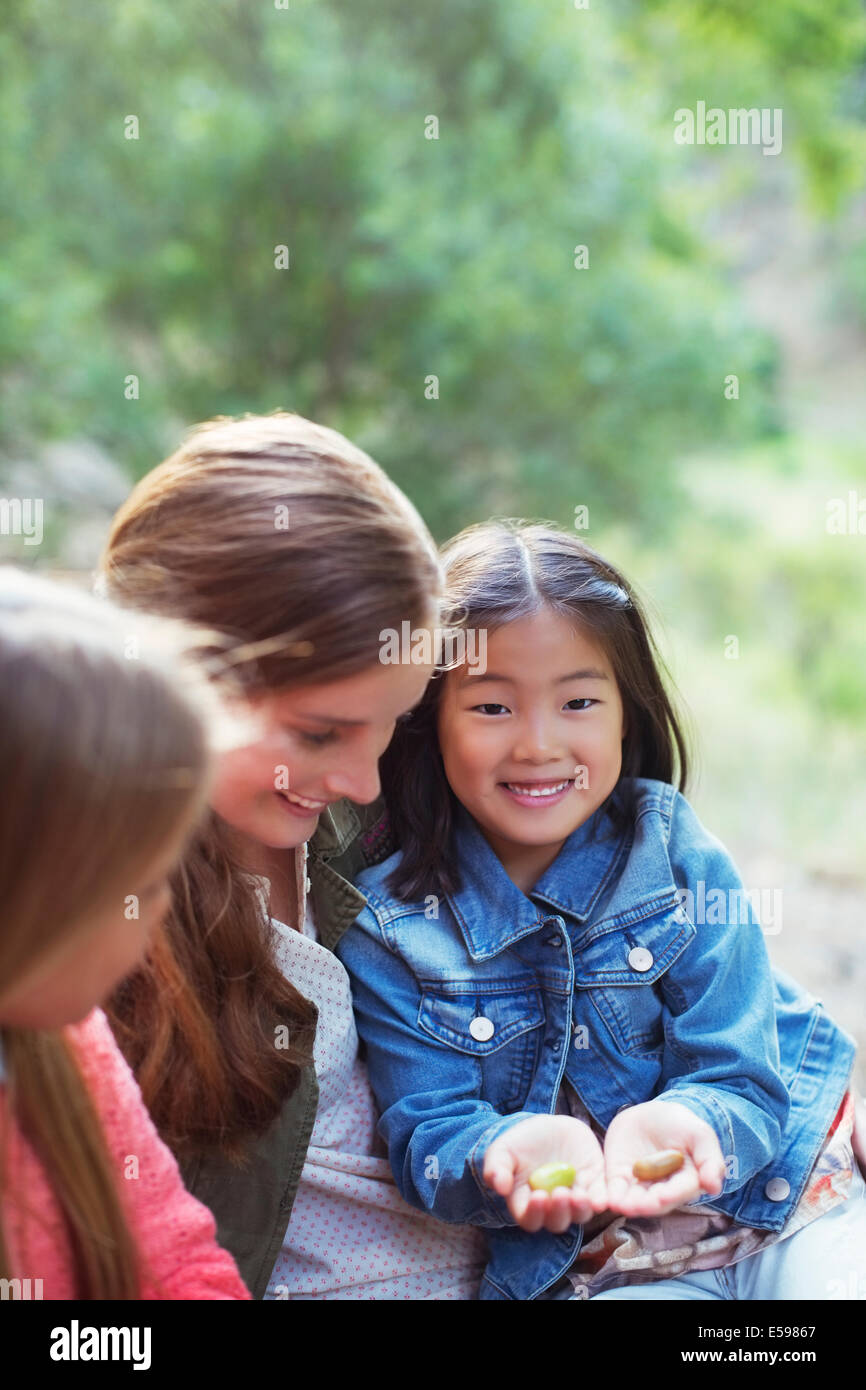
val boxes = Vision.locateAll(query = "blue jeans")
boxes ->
[588,1161,866,1301]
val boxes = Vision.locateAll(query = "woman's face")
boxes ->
[210,656,435,848]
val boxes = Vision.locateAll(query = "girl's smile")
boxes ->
[498,777,576,808]
[275,787,332,817]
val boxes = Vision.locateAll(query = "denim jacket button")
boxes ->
[764,1177,790,1202]
[627,946,653,972]
[469,1016,495,1041]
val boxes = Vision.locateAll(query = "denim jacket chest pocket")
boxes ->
[418,981,546,1113]
[571,903,695,1057]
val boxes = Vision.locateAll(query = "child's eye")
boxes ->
[472,703,510,716]
[564,698,597,712]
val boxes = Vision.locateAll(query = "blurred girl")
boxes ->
[337,519,866,1301]
[0,569,249,1299]
[98,412,487,1299]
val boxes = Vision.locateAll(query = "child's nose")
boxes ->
[512,716,567,763]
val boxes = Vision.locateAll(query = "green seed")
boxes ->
[528,1162,577,1192]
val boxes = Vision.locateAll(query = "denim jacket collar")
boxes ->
[447,795,627,962]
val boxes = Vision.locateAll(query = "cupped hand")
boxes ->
[483,1114,608,1233]
[603,1099,727,1218]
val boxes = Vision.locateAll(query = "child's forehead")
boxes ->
[450,614,615,688]
[484,609,608,657]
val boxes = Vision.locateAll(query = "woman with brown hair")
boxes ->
[98,412,487,1299]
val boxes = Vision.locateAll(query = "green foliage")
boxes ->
[0,0,821,535]
[603,438,866,868]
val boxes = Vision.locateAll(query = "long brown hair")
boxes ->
[99,411,442,1161]
[382,519,691,901]
[0,569,214,1297]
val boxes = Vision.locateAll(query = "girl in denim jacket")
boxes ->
[337,520,866,1300]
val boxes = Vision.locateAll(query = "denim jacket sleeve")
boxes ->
[336,901,534,1229]
[654,791,790,1191]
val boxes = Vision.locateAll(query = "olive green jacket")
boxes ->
[178,798,393,1300]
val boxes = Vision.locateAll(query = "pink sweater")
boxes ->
[1,1007,250,1300]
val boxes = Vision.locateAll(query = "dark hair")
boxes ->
[381,519,691,902]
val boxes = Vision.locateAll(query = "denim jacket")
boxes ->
[336,777,857,1301]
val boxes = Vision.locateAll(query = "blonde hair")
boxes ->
[0,568,216,1297]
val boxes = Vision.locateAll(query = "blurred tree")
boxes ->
[0,0,862,538]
